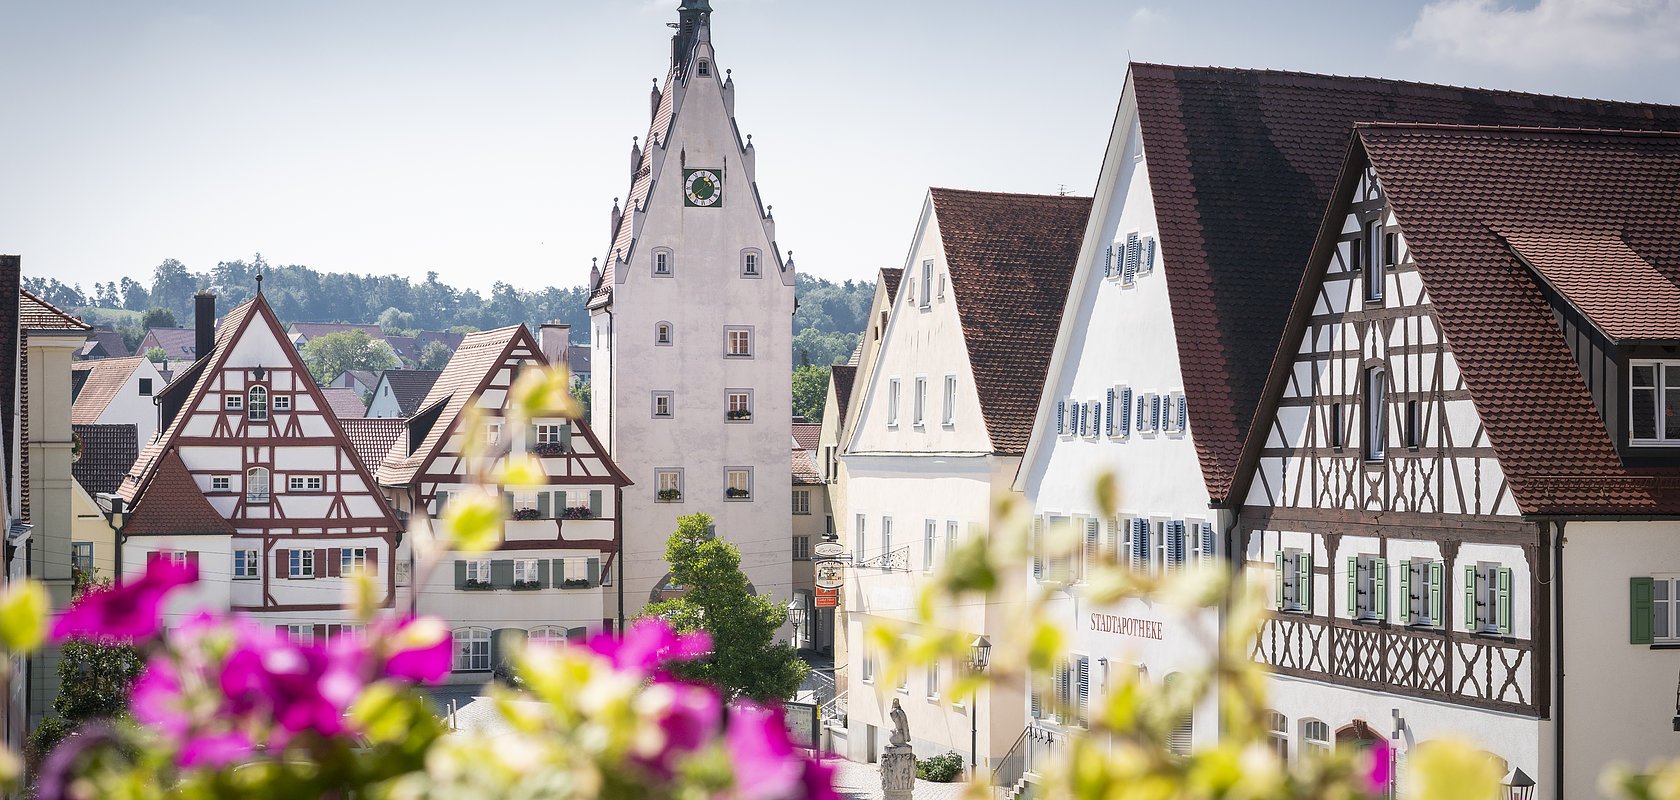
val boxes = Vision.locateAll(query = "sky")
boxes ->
[3,0,1679,294]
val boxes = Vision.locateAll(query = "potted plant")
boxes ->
[463,578,492,590]
[512,579,542,591]
[561,578,591,589]
[561,506,595,520]
[531,441,569,457]
[725,487,750,499]
[657,488,682,502]
[512,508,543,521]
[726,409,752,421]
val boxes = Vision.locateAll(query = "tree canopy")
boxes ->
[300,330,401,384]
[792,364,829,422]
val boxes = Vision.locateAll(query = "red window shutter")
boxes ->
[313,624,327,643]
[314,549,328,578]
[328,549,341,578]
[146,551,161,566]
[186,552,200,568]
[275,624,287,636]
[367,548,379,575]
[275,549,289,579]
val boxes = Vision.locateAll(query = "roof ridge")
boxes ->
[1358,122,1680,138]
[929,186,1092,202]
[1128,62,1680,109]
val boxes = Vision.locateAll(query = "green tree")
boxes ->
[642,514,808,702]
[570,377,592,421]
[417,340,454,371]
[25,578,145,773]
[139,307,177,331]
[144,346,167,363]
[377,307,417,335]
[791,328,857,368]
[791,364,828,422]
[300,330,400,384]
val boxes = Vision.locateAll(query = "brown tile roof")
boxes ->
[70,356,146,424]
[1352,125,1680,514]
[140,328,198,361]
[792,448,822,485]
[930,188,1091,454]
[19,290,89,331]
[594,65,681,302]
[879,267,903,304]
[71,423,139,496]
[80,330,130,359]
[1128,63,1680,504]
[792,422,821,451]
[121,448,236,536]
[378,370,443,416]
[340,418,408,475]
[831,365,857,422]
[319,387,368,419]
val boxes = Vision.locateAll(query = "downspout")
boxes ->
[616,485,626,633]
[1552,520,1565,800]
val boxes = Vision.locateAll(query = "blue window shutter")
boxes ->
[1137,519,1151,571]
[1143,236,1156,274]
[1177,394,1187,432]
[1105,388,1115,435]
[1121,388,1133,435]
[1125,233,1141,283]
[1032,517,1045,580]
[1056,400,1065,435]
[1105,244,1114,277]
[1200,523,1215,562]
[1150,394,1162,431]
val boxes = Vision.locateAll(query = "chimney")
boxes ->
[194,290,217,358]
[540,323,571,368]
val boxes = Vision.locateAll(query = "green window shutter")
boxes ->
[1497,568,1513,635]
[454,560,467,590]
[1398,560,1411,623]
[590,490,603,517]
[491,560,515,589]
[1374,558,1387,620]
[1275,551,1285,610]
[560,426,573,449]
[1347,557,1358,617]
[538,559,551,588]
[557,491,568,513]
[552,558,566,586]
[1429,561,1444,625]
[537,492,551,518]
[1301,553,1313,609]
[434,490,449,515]
[1632,577,1656,645]
[1464,565,1477,631]
[587,557,600,587]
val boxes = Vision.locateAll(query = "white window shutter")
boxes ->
[1120,387,1133,436]
[1105,388,1116,435]
[1056,400,1065,435]
[1142,236,1156,274]
[1032,517,1045,580]
[1199,523,1215,563]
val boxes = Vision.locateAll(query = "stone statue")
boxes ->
[889,698,910,746]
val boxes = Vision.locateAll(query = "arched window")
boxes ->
[248,385,269,422]
[1266,710,1289,763]
[1301,719,1330,757]
[652,247,674,277]
[741,249,761,277]
[245,467,270,504]
[697,59,710,77]
[1163,672,1193,755]
[452,627,491,672]
[529,626,568,648]
[655,322,674,346]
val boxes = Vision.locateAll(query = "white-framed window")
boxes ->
[1630,360,1680,445]
[211,475,231,491]
[1364,218,1385,302]
[919,259,933,309]
[536,423,569,448]
[913,376,926,428]
[286,624,315,646]
[926,659,940,700]
[1301,719,1330,757]
[288,475,323,492]
[854,515,867,564]
[741,250,760,277]
[726,390,753,421]
[653,248,674,276]
[1465,562,1513,635]
[247,385,269,422]
[1267,710,1289,764]
[71,542,94,574]
[937,272,947,301]
[725,467,752,500]
[465,559,491,585]
[792,536,810,561]
[1276,548,1312,612]
[861,646,875,684]
[560,558,591,586]
[1400,559,1445,627]
[1150,519,1190,574]
[923,519,936,573]
[896,640,910,692]
[881,516,893,559]
[655,468,683,502]
[246,467,270,504]
[1134,392,1160,435]
[1652,577,1680,642]
[697,58,710,76]
[289,548,314,579]
[792,489,810,515]
[942,375,956,426]
[655,322,674,346]
[513,559,540,585]
[652,391,673,418]
[234,549,259,579]
[726,326,753,357]
[529,626,569,648]
[452,627,492,672]
[1365,367,1387,461]
[1348,554,1387,621]
[484,422,502,444]
[887,378,901,428]
[1116,517,1154,575]
[152,550,188,567]
[224,394,243,411]
[945,520,959,560]
[273,394,292,411]
[341,547,368,575]
[1106,386,1132,438]
[1162,391,1187,435]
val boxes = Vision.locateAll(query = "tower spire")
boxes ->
[672,0,713,67]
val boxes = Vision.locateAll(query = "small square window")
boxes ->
[138,378,153,396]
[341,547,367,575]
[234,549,260,579]
[655,323,673,346]
[726,390,753,421]
[225,394,244,411]
[211,476,231,491]
[290,549,315,579]
[288,475,323,492]
[698,59,710,76]
[655,469,684,502]
[273,395,292,412]
[653,391,674,419]
[725,468,752,500]
[726,327,753,357]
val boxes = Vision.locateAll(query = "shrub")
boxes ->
[917,751,965,782]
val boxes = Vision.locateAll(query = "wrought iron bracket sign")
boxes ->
[857,545,910,572]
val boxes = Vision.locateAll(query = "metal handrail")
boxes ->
[989,727,1032,798]
[820,691,848,727]
[857,544,910,572]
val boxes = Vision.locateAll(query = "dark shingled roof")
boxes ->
[1353,125,1680,514]
[378,370,443,417]
[929,188,1091,454]
[71,423,138,496]
[831,365,857,422]
[1128,63,1680,504]
[879,267,903,304]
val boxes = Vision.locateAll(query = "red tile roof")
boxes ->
[139,328,198,361]
[930,188,1091,454]
[70,356,145,424]
[792,422,821,451]
[1352,125,1680,514]
[340,418,408,475]
[830,364,857,424]
[19,290,89,331]
[288,322,383,342]
[121,448,236,536]
[879,267,903,304]
[792,448,822,485]
[319,387,368,419]
[1128,63,1680,504]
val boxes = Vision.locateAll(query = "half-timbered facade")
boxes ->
[118,290,400,636]
[378,325,630,683]
[1239,125,1680,799]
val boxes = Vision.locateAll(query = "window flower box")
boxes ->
[726,409,753,421]
[657,489,683,502]
[512,579,542,591]
[463,579,492,591]
[725,488,750,499]
[531,441,569,457]
[561,506,596,520]
[511,508,543,521]
[561,578,591,590]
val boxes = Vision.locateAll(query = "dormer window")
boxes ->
[248,385,269,422]
[1630,360,1680,445]
[698,59,710,77]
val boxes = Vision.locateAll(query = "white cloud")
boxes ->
[1403,0,1680,69]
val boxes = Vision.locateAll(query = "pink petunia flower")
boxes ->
[51,557,199,642]
[179,731,257,769]
[379,616,452,683]
[587,618,712,674]
[1364,738,1393,795]
[637,678,723,778]
[218,630,365,745]
[725,701,806,800]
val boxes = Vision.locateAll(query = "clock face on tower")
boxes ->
[683,168,723,207]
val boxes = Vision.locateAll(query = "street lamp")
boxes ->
[967,635,992,778]
[786,598,807,647]
[1502,767,1535,800]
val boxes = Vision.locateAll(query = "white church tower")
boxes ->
[588,0,795,620]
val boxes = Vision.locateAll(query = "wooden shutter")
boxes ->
[590,491,603,517]
[1083,517,1099,581]
[314,624,328,643]
[587,557,601,587]
[1374,558,1387,620]
[1075,656,1090,727]
[1429,561,1444,626]
[1632,577,1656,644]
[1275,551,1286,610]
[1031,517,1044,580]
[146,551,161,566]
[537,492,551,518]
[367,548,379,576]
[491,560,515,589]
[1301,552,1313,609]
[454,560,467,589]
[1464,565,1478,631]
[313,549,328,578]
[328,549,342,578]
[537,559,551,588]
[186,551,200,569]
[433,489,448,515]
[275,549,289,579]
[1497,567,1513,634]
[1347,557,1359,617]
[1349,238,1362,274]
[1399,560,1411,624]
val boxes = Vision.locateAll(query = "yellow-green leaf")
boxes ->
[509,366,580,424]
[0,580,47,654]
[441,489,505,553]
